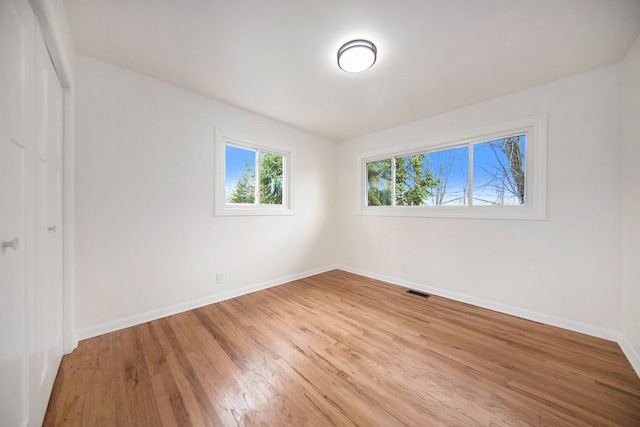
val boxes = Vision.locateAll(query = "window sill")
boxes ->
[215,205,295,216]
[357,205,545,220]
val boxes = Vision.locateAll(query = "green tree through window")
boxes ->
[365,136,526,208]
[395,154,441,206]
[367,159,392,206]
[229,159,255,203]
[259,152,283,204]
[227,146,285,206]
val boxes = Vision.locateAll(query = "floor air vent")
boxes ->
[407,290,431,298]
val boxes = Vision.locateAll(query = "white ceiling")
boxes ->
[63,0,640,142]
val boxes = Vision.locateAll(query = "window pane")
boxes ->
[424,146,468,206]
[259,151,284,205]
[472,136,526,205]
[366,159,392,206]
[395,154,440,206]
[226,145,256,204]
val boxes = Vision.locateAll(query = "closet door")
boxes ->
[32,20,65,425]
[0,0,35,425]
[1,0,65,425]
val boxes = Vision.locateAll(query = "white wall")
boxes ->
[622,35,640,373]
[74,50,636,371]
[337,65,624,335]
[74,55,337,337]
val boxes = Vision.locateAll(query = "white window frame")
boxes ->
[215,127,294,216]
[357,115,547,220]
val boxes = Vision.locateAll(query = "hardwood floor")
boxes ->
[44,270,640,426]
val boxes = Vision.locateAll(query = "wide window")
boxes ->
[215,128,293,216]
[359,115,546,220]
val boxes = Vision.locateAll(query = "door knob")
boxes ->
[2,238,19,251]
[48,225,56,232]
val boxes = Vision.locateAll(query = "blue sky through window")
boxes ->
[425,146,468,206]
[366,135,526,207]
[473,136,526,205]
[225,145,255,198]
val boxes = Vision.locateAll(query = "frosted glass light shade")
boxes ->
[337,40,377,73]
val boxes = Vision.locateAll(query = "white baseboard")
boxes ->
[337,266,640,379]
[618,334,640,379]
[76,264,339,341]
[336,265,621,342]
[76,264,640,381]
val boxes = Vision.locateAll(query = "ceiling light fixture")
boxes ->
[337,39,377,73]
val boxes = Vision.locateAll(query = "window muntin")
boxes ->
[359,115,546,220]
[215,128,293,216]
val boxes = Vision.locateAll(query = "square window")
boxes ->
[215,128,293,216]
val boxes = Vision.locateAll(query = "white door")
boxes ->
[32,21,65,423]
[0,0,35,425]
[1,0,65,425]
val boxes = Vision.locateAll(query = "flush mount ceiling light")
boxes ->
[337,39,377,73]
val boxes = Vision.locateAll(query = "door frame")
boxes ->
[30,0,77,352]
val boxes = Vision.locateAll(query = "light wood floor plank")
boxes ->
[44,270,640,426]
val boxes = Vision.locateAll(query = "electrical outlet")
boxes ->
[401,263,407,273]
[216,272,225,284]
